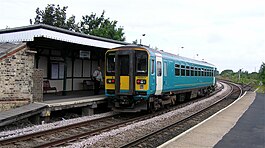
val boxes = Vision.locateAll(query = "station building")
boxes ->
[0,24,128,111]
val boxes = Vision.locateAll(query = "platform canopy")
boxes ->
[0,24,128,49]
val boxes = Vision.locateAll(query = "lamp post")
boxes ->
[239,68,243,82]
[139,34,146,45]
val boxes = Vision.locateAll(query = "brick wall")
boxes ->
[0,45,35,111]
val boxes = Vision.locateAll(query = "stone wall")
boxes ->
[0,44,35,111]
[32,69,43,102]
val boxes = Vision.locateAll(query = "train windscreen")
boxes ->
[136,51,148,75]
[107,52,115,74]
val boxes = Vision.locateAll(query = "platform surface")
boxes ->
[158,92,260,148]
[42,94,107,111]
[0,103,47,126]
[215,93,265,148]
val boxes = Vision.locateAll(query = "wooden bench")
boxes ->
[82,80,94,90]
[43,80,57,94]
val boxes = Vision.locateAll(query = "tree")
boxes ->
[32,5,126,41]
[259,62,265,84]
[220,69,234,76]
[33,4,78,31]
[79,11,125,41]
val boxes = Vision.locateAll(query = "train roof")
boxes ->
[114,45,216,68]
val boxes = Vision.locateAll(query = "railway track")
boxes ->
[0,82,226,147]
[120,81,242,148]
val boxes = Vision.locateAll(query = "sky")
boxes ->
[0,0,264,73]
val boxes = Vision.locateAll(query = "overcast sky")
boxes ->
[0,0,264,73]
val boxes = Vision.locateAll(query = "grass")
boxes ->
[256,86,265,93]
[217,75,265,93]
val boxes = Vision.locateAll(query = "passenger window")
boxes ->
[164,62,167,76]
[181,65,185,76]
[175,64,180,76]
[186,66,190,76]
[191,67,194,76]
[151,59,155,74]
[157,61,162,76]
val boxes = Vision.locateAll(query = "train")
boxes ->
[105,45,217,112]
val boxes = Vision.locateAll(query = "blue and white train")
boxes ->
[105,45,217,112]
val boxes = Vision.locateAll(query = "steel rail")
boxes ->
[0,82,225,147]
[119,82,241,148]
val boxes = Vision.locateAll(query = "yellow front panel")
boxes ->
[105,76,130,90]
[135,76,149,91]
[120,76,129,90]
[105,76,115,89]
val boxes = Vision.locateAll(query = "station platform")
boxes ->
[158,92,264,148]
[0,103,47,126]
[0,94,107,126]
[41,94,107,117]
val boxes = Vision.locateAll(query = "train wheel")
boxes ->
[148,97,155,113]
[148,102,155,113]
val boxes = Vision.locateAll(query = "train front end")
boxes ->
[105,47,150,112]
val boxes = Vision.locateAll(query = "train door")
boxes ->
[150,58,156,93]
[155,53,163,95]
[163,61,168,90]
[115,50,135,95]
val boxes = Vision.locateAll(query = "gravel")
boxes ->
[0,112,117,140]
[0,82,227,148]
[67,82,229,148]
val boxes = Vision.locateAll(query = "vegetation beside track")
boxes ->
[218,64,265,93]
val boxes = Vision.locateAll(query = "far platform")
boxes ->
[0,90,107,126]
[159,92,264,148]
[41,90,107,116]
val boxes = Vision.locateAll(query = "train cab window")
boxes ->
[136,51,148,74]
[151,59,155,74]
[106,52,115,74]
[181,65,185,76]
[186,66,190,76]
[175,64,180,76]
[157,61,162,76]
[164,62,167,76]
[191,67,194,76]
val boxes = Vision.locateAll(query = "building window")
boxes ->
[51,62,64,79]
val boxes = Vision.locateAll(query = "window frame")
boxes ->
[50,62,64,80]
[181,65,186,76]
[175,64,180,76]
[157,61,162,77]
[164,62,167,76]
